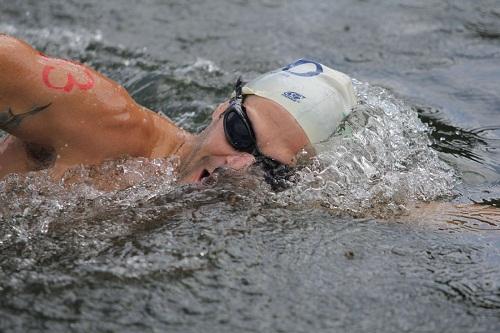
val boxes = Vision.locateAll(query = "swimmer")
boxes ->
[1,35,498,222]
[0,34,356,183]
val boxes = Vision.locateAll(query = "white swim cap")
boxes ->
[242,59,357,147]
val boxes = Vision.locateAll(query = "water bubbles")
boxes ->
[174,58,223,76]
[273,80,457,216]
[94,30,103,42]
[0,157,178,242]
[39,219,50,234]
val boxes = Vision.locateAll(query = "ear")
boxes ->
[225,153,255,170]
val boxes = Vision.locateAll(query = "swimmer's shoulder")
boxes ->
[0,34,35,61]
[0,35,159,155]
[0,35,39,94]
[0,34,126,104]
[0,34,145,124]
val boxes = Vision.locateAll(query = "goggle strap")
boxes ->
[233,76,248,100]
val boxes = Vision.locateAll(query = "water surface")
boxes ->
[0,0,499,332]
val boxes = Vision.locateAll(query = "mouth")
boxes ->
[197,168,211,182]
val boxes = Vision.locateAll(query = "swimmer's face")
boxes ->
[178,95,312,183]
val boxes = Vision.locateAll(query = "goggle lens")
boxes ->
[224,108,255,152]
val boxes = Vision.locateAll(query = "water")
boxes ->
[1,0,499,332]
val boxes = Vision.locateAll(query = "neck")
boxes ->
[149,113,196,163]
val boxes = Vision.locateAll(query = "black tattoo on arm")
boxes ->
[0,103,51,131]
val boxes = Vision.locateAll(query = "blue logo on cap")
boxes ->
[282,91,305,103]
[282,58,323,77]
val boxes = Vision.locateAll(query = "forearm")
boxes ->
[404,201,499,226]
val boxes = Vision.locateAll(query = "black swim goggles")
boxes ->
[222,78,291,188]
[222,78,260,155]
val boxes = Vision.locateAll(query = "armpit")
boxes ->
[25,142,56,170]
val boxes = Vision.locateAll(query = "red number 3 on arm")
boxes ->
[41,57,95,93]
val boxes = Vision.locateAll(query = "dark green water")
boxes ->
[0,1,499,332]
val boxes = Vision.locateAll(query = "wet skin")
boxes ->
[0,35,310,182]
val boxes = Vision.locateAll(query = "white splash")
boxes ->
[273,80,457,216]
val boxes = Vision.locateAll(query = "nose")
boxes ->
[223,153,255,170]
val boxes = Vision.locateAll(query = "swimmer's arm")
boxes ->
[0,103,52,132]
[404,202,499,226]
[0,35,143,145]
[0,35,56,134]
